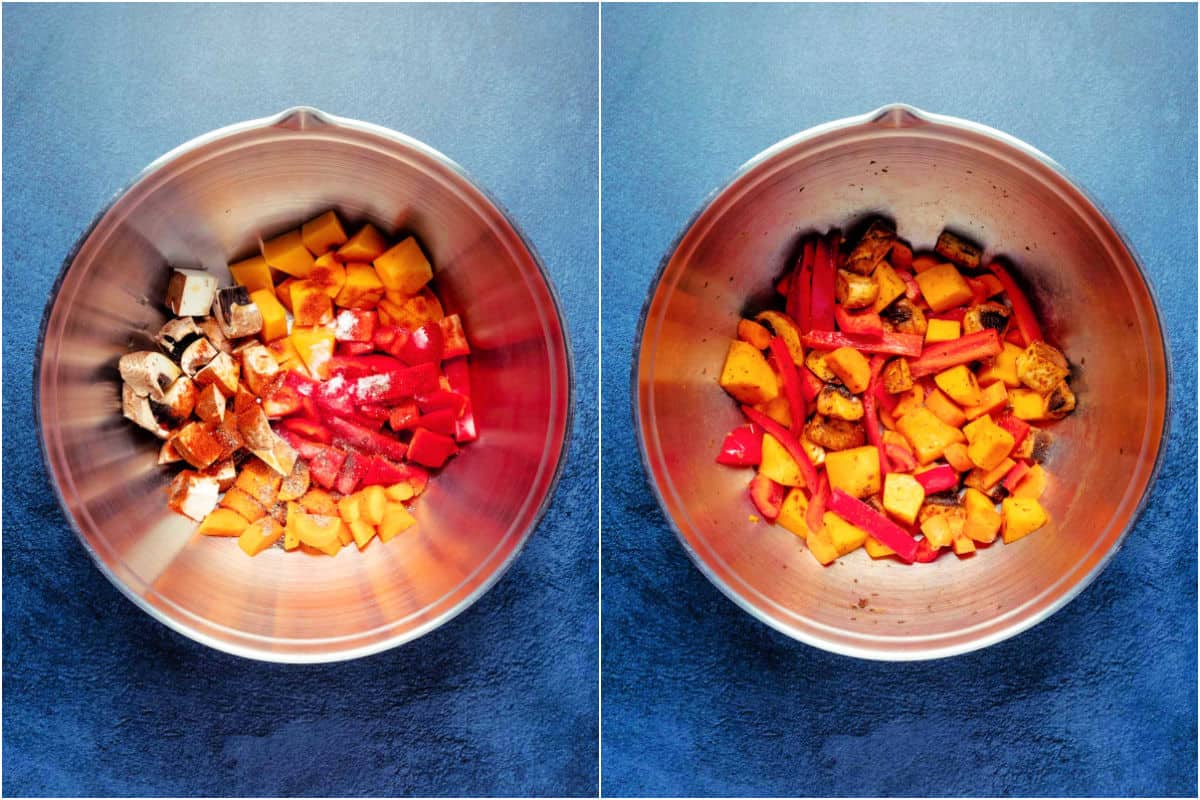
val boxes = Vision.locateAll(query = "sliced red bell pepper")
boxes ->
[786,239,814,330]
[716,423,763,466]
[994,412,1031,451]
[863,355,890,478]
[884,442,917,473]
[964,276,989,306]
[278,417,332,444]
[776,274,790,297]
[308,446,348,491]
[908,329,1001,378]
[986,261,1043,345]
[748,474,785,521]
[336,341,375,356]
[438,314,471,359]
[897,268,921,301]
[800,367,824,404]
[803,330,924,357]
[1005,325,1027,346]
[333,308,378,343]
[827,489,919,563]
[260,381,302,418]
[913,538,947,563]
[407,429,459,469]
[414,408,459,436]
[328,353,408,379]
[890,241,913,270]
[388,401,422,432]
[808,236,836,332]
[768,336,806,432]
[1002,461,1031,493]
[834,305,885,338]
[327,415,409,462]
[397,322,445,366]
[372,325,407,354]
[915,464,959,494]
[873,381,899,414]
[931,307,968,323]
[335,450,370,495]
[276,427,330,461]
[442,357,478,443]
[416,389,468,416]
[359,455,413,487]
[740,405,819,493]
[350,363,441,405]
[357,404,393,422]
[806,472,829,536]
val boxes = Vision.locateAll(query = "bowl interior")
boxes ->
[38,110,571,661]
[637,107,1167,659]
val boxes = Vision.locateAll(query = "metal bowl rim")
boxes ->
[34,106,575,663]
[632,102,1172,661]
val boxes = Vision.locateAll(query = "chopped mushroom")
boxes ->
[835,269,879,309]
[121,383,171,439]
[165,268,218,317]
[213,286,264,338]
[118,351,181,402]
[167,470,220,521]
[152,376,197,424]
[1016,342,1069,393]
[1045,380,1076,419]
[844,220,897,275]
[155,317,201,359]
[934,230,983,269]
[179,336,220,377]
[879,296,928,336]
[963,302,1011,335]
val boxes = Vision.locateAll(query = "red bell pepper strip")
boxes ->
[335,450,370,495]
[740,405,820,493]
[1005,325,1027,346]
[986,261,1043,344]
[768,336,806,431]
[897,268,921,301]
[827,489,919,563]
[803,330,924,357]
[307,446,348,491]
[748,474,785,521]
[834,305,884,338]
[336,341,375,356]
[357,404,393,422]
[931,307,968,323]
[327,415,409,462]
[333,308,378,343]
[964,276,989,307]
[890,241,913,270]
[800,367,824,404]
[350,363,441,405]
[994,412,1031,451]
[328,353,407,379]
[915,464,959,494]
[863,355,890,478]
[1001,461,1031,493]
[397,321,445,366]
[278,417,332,444]
[873,381,899,414]
[407,429,460,469]
[438,314,471,359]
[413,408,459,437]
[884,442,917,473]
[276,427,331,461]
[808,237,836,332]
[416,389,468,416]
[442,357,478,443]
[716,424,763,466]
[387,401,422,432]
[785,239,812,327]
[806,472,829,535]
[359,455,413,488]
[908,329,1001,378]
[913,538,947,563]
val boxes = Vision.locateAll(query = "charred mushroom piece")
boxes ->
[213,286,264,338]
[240,344,281,396]
[151,375,197,424]
[934,230,983,270]
[179,336,220,377]
[167,470,220,521]
[119,351,182,402]
[155,317,202,359]
[165,268,218,317]
[122,383,171,439]
[197,317,233,355]
[804,414,866,451]
[963,302,1011,335]
[835,269,879,309]
[816,385,865,421]
[880,296,927,336]
[880,358,913,394]
[1045,380,1076,419]
[844,220,897,275]
[1016,342,1069,393]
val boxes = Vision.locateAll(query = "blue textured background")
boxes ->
[601,4,1196,797]
[3,4,597,797]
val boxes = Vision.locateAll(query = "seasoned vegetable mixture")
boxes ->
[119,210,477,557]
[717,221,1075,565]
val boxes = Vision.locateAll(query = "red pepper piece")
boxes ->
[397,322,445,366]
[454,400,479,443]
[908,329,1002,378]
[884,443,917,473]
[799,367,824,404]
[350,363,441,405]
[834,305,885,338]
[335,450,370,495]
[308,446,348,491]
[827,489,919,563]
[716,423,763,466]
[873,381,899,414]
[336,341,375,356]
[986,261,1044,345]
[407,429,459,469]
[333,308,378,343]
[897,268,921,301]
[282,369,319,396]
[359,455,413,487]
[1006,325,1027,346]
[890,242,913,270]
[327,416,409,462]
[803,330,924,357]
[387,401,422,432]
[372,325,407,354]
[416,389,468,416]
[748,474,785,521]
[740,405,819,493]
[442,357,478,443]
[915,464,959,493]
[808,236,836,332]
[313,373,362,420]
[994,412,1031,451]
[806,471,829,536]
[276,427,330,461]
[931,307,968,323]
[1002,461,1031,493]
[964,276,990,307]
[438,314,471,359]
[414,408,459,436]
[357,404,393,422]
[260,381,302,418]
[327,353,408,379]
[787,239,814,331]
[278,417,332,445]
[913,538,946,563]
[863,355,890,478]
[768,336,807,432]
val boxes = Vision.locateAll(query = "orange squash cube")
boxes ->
[290,280,334,326]
[962,381,1009,421]
[197,507,251,537]
[289,326,336,379]
[382,287,445,329]
[923,387,967,428]
[262,229,315,277]
[298,487,338,517]
[237,517,284,556]
[349,519,376,549]
[229,254,274,294]
[385,482,415,503]
[301,211,348,256]
[219,486,266,523]
[309,255,347,299]
[825,347,871,394]
[378,504,417,542]
[896,407,965,465]
[337,224,389,262]
[358,485,387,526]
[335,263,385,309]
[250,288,289,342]
[914,263,973,312]
[374,237,433,295]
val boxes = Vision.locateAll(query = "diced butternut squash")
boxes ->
[871,262,907,313]
[978,342,1023,387]
[824,445,881,499]
[964,457,1016,492]
[825,347,871,394]
[291,511,342,551]
[822,512,868,555]
[290,326,336,379]
[229,255,273,294]
[943,442,974,473]
[893,384,925,419]
[374,237,433,295]
[349,519,376,549]
[337,224,389,262]
[882,472,925,525]
[963,417,1015,471]
[250,289,288,342]
[759,434,804,487]
[925,318,961,344]
[962,381,1009,421]
[759,395,792,428]
[913,262,973,312]
[385,482,415,503]
[805,524,839,566]
[378,503,417,542]
[1012,464,1048,500]
[719,339,779,405]
[336,521,354,547]
[924,387,967,428]
[381,287,444,329]
[920,513,954,549]
[309,256,347,299]
[335,263,386,309]
[219,487,266,523]
[962,488,1002,544]
[298,487,338,517]
[864,536,896,558]
[198,507,251,537]
[934,365,983,407]
[290,280,334,327]
[234,457,283,507]
[301,210,348,256]
[952,533,976,555]
[1001,497,1047,543]
[776,488,811,539]
[337,493,361,523]
[275,278,296,312]
[896,407,965,465]
[1009,388,1050,421]
[262,229,315,277]
[737,319,772,350]
[237,518,284,556]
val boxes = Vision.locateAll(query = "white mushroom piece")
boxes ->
[152,376,198,424]
[121,383,171,439]
[213,286,264,339]
[178,336,220,377]
[167,470,221,521]
[164,268,218,317]
[154,317,201,360]
[118,351,181,402]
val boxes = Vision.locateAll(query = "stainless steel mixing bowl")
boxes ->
[37,107,572,662]
[636,104,1169,660]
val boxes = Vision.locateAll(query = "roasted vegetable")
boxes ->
[804,414,866,451]
[835,269,879,309]
[816,385,864,421]
[913,263,973,313]
[962,301,1010,336]
[719,340,779,405]
[824,347,871,394]
[934,230,983,270]
[844,220,897,275]
[1016,341,1069,393]
[1045,380,1076,419]
[880,358,913,394]
[879,296,928,337]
